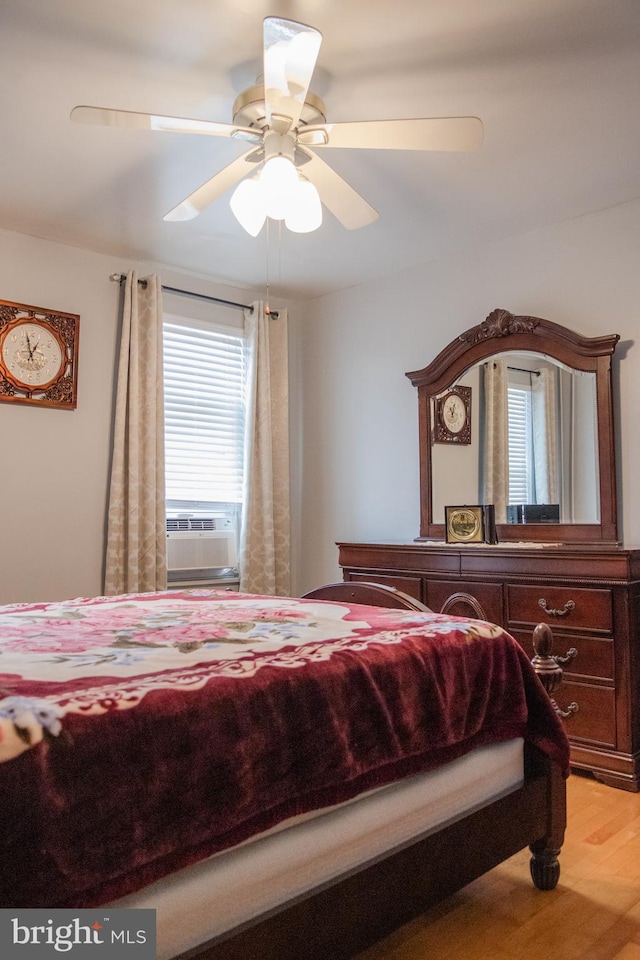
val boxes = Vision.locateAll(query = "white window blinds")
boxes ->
[163,317,245,504]
[508,385,533,503]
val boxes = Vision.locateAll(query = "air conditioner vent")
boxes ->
[166,517,227,533]
[167,518,189,533]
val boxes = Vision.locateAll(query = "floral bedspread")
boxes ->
[0,589,569,908]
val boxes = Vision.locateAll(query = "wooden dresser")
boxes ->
[338,540,640,791]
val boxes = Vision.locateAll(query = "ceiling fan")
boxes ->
[71,17,483,235]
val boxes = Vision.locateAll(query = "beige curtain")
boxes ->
[104,272,167,595]
[532,367,559,506]
[481,359,509,523]
[239,302,291,596]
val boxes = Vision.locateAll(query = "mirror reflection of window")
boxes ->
[431,352,601,527]
[507,378,534,504]
[482,357,561,522]
[507,365,559,509]
[481,355,600,525]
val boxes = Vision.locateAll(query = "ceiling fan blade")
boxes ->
[299,117,483,152]
[163,151,259,222]
[71,105,259,141]
[263,18,322,132]
[299,149,378,230]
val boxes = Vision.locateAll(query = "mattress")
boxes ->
[110,738,524,959]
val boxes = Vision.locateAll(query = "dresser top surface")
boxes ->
[338,539,640,554]
[337,540,640,581]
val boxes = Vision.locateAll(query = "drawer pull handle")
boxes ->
[554,647,578,666]
[538,598,576,618]
[557,701,579,720]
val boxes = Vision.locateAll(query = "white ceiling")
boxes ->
[1,0,639,300]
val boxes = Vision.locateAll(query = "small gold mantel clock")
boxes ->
[0,299,79,409]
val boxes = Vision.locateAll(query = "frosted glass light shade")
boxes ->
[230,160,323,236]
[230,178,267,236]
[285,178,322,233]
[259,156,299,220]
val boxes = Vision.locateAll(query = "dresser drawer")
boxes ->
[556,681,616,748]
[510,628,614,683]
[346,572,423,602]
[507,584,613,632]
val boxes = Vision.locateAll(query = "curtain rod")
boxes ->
[109,273,278,317]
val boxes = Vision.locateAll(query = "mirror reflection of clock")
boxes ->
[1,322,64,388]
[442,394,466,433]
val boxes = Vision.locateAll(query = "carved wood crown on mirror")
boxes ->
[405,308,620,544]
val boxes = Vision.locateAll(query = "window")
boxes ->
[163,315,246,516]
[507,383,534,503]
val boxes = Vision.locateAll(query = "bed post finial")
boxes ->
[531,622,578,719]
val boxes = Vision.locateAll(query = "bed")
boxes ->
[0,582,569,960]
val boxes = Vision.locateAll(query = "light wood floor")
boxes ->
[356,772,640,960]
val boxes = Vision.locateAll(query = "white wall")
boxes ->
[295,200,640,592]
[3,200,639,603]
[0,228,276,603]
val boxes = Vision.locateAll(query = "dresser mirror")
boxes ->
[406,309,620,543]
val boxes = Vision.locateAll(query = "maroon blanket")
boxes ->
[0,590,569,908]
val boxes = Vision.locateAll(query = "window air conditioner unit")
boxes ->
[166,516,238,582]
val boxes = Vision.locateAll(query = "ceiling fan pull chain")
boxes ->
[265,218,271,315]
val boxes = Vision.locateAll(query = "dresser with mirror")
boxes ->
[338,309,640,790]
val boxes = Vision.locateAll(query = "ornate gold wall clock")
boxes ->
[433,386,471,444]
[0,299,79,409]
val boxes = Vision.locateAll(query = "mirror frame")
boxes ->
[406,308,620,544]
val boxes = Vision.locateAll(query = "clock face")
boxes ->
[442,393,467,433]
[448,507,481,541]
[1,320,65,390]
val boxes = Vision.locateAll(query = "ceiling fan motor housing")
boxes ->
[232,84,327,132]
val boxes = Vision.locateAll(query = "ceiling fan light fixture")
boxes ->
[230,177,267,236]
[259,155,299,220]
[285,177,322,233]
[231,165,322,236]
